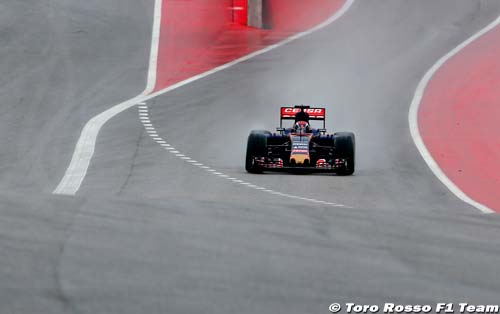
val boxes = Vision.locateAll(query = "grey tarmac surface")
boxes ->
[1,1,500,313]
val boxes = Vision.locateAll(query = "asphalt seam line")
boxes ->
[53,0,356,195]
[408,15,500,214]
[137,105,347,208]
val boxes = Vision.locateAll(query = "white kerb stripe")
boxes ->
[53,0,355,195]
[143,0,163,95]
[408,15,500,214]
[53,95,147,194]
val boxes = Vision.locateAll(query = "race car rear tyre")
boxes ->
[334,132,355,175]
[245,130,269,173]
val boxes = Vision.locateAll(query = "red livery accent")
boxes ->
[316,159,327,168]
[281,107,326,119]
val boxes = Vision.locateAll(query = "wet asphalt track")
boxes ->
[2,1,500,313]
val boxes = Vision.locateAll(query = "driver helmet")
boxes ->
[294,121,311,133]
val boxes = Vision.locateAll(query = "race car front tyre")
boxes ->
[334,132,355,175]
[245,130,269,173]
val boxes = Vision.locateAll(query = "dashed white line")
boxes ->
[53,0,356,195]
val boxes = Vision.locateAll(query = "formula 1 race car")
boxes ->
[245,105,355,175]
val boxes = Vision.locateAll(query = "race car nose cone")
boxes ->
[290,154,309,165]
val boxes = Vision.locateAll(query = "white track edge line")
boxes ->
[146,0,356,100]
[143,0,163,95]
[53,0,163,195]
[53,0,355,195]
[408,15,500,214]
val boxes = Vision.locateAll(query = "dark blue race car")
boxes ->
[245,105,355,175]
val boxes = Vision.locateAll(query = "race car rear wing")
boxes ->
[278,105,326,131]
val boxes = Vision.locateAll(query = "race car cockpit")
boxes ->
[293,121,312,134]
